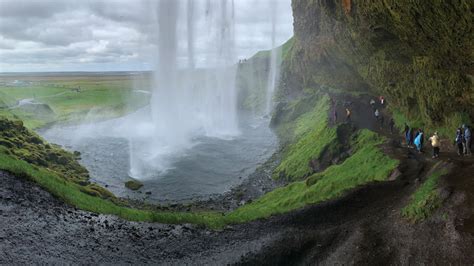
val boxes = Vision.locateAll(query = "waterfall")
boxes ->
[129,0,240,179]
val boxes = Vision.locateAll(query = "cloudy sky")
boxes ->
[0,0,293,73]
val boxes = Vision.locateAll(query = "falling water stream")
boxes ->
[265,1,281,114]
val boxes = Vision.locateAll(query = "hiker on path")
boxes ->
[370,99,376,111]
[463,124,472,155]
[379,96,385,106]
[389,118,395,134]
[429,132,441,159]
[455,128,464,156]
[406,126,413,147]
[345,108,351,123]
[374,109,380,119]
[380,115,385,129]
[414,129,424,153]
[419,129,425,151]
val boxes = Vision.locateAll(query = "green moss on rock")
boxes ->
[0,117,112,198]
[125,179,143,191]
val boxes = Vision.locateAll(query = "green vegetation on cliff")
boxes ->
[283,0,473,134]
[272,93,338,180]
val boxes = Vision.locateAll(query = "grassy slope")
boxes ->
[227,130,398,223]
[273,93,338,180]
[401,169,448,222]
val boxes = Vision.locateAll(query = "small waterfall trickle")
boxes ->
[265,1,281,115]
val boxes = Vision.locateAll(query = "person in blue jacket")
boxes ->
[414,129,424,153]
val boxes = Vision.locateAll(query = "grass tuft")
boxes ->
[401,169,448,222]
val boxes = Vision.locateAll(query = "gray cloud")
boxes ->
[0,0,293,72]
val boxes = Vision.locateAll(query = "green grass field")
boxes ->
[0,74,150,128]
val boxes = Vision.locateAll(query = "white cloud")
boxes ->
[0,0,293,72]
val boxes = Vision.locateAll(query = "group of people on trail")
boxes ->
[404,124,440,158]
[455,124,472,156]
[405,126,425,153]
[404,123,472,159]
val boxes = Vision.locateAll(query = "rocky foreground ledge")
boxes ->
[0,171,275,264]
[2,153,473,265]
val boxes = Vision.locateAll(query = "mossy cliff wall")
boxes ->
[281,0,473,125]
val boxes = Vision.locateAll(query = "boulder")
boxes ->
[125,180,143,191]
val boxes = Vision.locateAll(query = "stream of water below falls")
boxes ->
[39,115,277,203]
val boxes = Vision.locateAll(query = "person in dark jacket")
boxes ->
[455,128,464,156]
[389,118,395,134]
[463,124,472,155]
[419,129,425,152]
[406,127,413,147]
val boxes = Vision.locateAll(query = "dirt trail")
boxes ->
[1,94,473,264]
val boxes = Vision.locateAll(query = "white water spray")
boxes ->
[129,0,240,179]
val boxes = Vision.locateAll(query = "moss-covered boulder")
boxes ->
[125,179,143,191]
[0,117,113,199]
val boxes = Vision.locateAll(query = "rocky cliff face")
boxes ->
[281,0,473,126]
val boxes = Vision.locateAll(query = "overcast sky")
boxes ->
[0,0,293,73]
